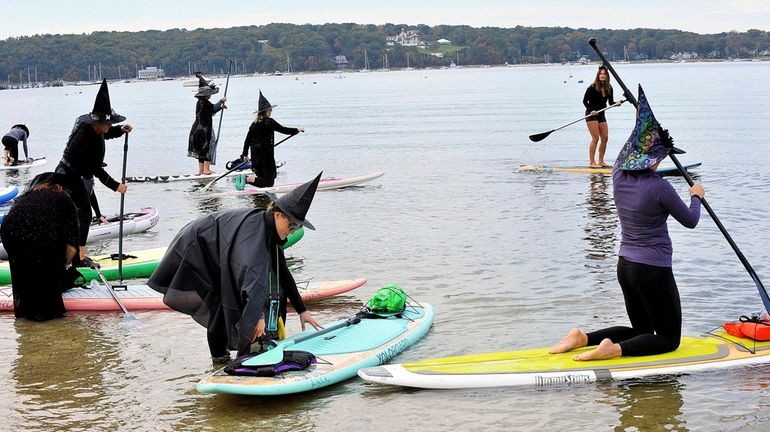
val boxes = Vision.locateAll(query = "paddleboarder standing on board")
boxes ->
[235,91,303,190]
[188,73,227,176]
[149,173,324,364]
[550,86,704,361]
[55,79,131,268]
[584,65,622,168]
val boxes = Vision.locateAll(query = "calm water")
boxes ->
[2,62,770,431]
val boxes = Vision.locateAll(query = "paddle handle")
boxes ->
[201,159,248,191]
[118,133,128,282]
[92,264,131,316]
[211,59,233,165]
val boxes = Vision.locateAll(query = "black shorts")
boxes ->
[585,111,607,123]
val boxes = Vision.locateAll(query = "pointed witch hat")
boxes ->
[194,73,219,97]
[269,172,323,230]
[84,79,126,125]
[615,85,684,171]
[254,90,277,114]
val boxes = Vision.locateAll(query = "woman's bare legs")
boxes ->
[587,121,600,167]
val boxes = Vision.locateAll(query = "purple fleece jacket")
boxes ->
[613,168,702,267]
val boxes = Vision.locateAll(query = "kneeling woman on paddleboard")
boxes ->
[551,86,704,361]
[0,173,84,321]
[148,173,323,364]
[236,91,303,190]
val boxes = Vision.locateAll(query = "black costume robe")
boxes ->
[240,118,298,187]
[147,209,307,357]
[188,98,224,162]
[0,189,79,321]
[56,115,124,246]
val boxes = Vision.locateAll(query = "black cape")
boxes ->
[148,209,306,355]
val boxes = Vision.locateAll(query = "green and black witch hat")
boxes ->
[270,172,322,230]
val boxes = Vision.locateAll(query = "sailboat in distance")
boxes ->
[360,50,370,72]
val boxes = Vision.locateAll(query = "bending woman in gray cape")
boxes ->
[148,173,323,363]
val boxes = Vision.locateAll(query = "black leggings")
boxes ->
[2,135,20,164]
[586,257,681,356]
[54,164,92,246]
[247,163,277,188]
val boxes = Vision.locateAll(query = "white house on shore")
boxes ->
[437,38,451,44]
[137,66,165,80]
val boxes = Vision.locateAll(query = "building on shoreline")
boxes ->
[137,66,165,80]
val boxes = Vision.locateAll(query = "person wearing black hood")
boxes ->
[2,124,31,166]
[236,91,304,190]
[148,173,324,364]
[0,172,85,321]
[188,73,227,175]
[55,79,132,268]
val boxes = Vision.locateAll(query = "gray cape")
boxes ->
[148,209,283,354]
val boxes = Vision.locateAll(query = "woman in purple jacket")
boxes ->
[550,86,704,360]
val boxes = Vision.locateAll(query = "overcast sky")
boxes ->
[2,0,769,40]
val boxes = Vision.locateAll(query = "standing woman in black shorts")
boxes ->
[583,65,622,168]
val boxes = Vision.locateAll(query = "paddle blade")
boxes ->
[529,130,552,142]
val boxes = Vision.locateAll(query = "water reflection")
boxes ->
[11,316,117,430]
[582,173,617,263]
[186,183,223,213]
[601,377,688,432]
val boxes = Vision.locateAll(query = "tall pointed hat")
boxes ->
[255,90,277,113]
[616,85,684,171]
[271,172,323,230]
[85,79,126,124]
[194,72,219,97]
[615,85,684,171]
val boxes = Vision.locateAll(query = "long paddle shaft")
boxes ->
[588,37,770,311]
[245,316,361,366]
[91,263,135,320]
[211,59,233,165]
[118,133,128,285]
[201,134,296,191]
[529,101,624,142]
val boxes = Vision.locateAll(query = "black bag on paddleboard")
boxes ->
[223,350,316,376]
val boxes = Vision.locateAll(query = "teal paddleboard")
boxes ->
[196,303,434,395]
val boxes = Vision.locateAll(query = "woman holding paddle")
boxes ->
[55,79,131,268]
[235,91,303,190]
[188,73,227,175]
[550,87,704,361]
[584,65,622,168]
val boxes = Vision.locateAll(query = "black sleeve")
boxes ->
[278,249,307,314]
[242,123,255,157]
[608,87,615,105]
[89,191,102,218]
[583,86,593,110]
[104,125,125,140]
[268,118,299,137]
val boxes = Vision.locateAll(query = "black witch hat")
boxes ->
[271,172,323,230]
[26,172,89,211]
[254,90,277,114]
[195,73,219,97]
[11,124,29,137]
[84,79,126,125]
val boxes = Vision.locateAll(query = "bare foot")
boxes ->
[549,328,588,354]
[589,163,602,169]
[573,338,621,361]
[599,162,611,168]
